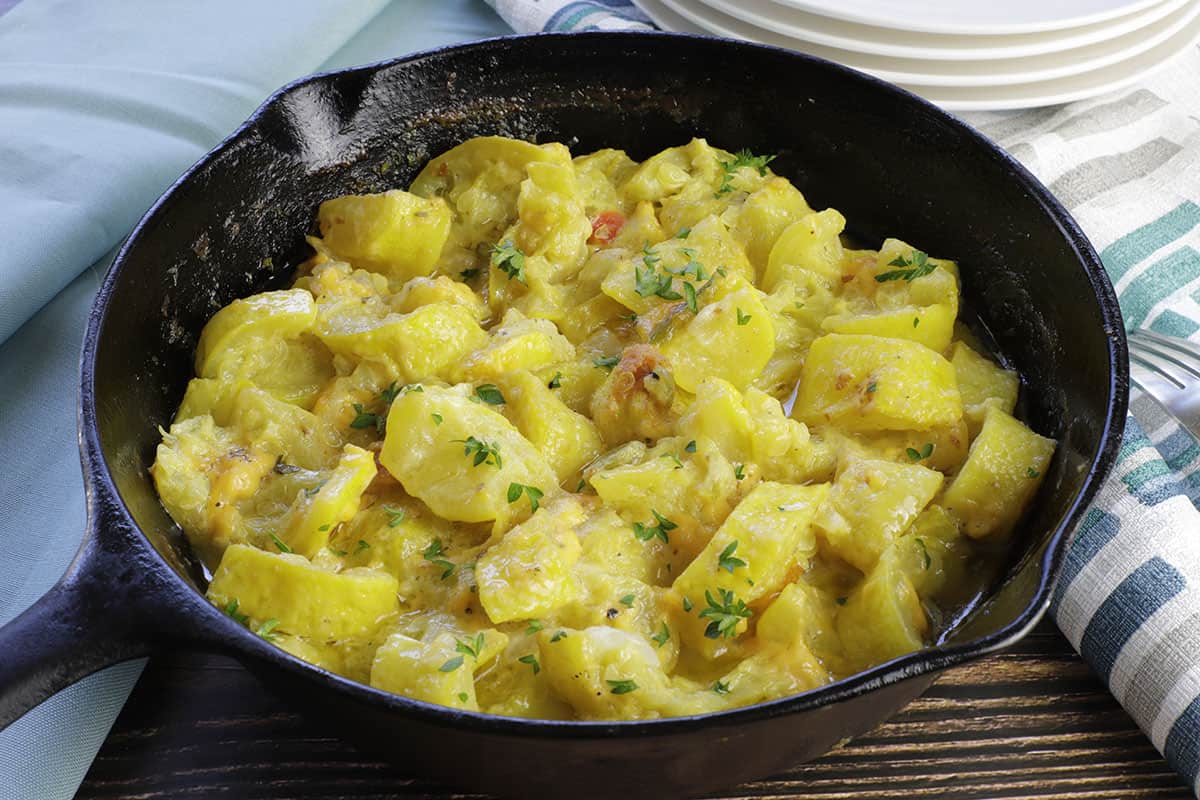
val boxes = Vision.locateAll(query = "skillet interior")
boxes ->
[83,32,1126,798]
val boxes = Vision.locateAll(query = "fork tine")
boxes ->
[1128,334,1200,384]
[1129,356,1182,393]
[1129,330,1200,379]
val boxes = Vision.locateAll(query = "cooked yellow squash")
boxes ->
[154,135,1055,722]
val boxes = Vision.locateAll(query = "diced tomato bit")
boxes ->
[589,210,626,244]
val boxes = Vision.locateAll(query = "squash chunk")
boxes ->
[316,190,452,279]
[538,626,674,720]
[763,209,846,289]
[731,177,812,279]
[370,629,506,711]
[195,289,317,378]
[837,556,928,672]
[380,385,555,524]
[661,287,775,392]
[793,333,962,432]
[455,309,576,383]
[497,370,603,484]
[317,302,488,384]
[816,457,943,573]
[950,341,1020,436]
[942,406,1055,538]
[207,544,398,640]
[281,444,376,558]
[821,303,955,355]
[476,498,585,623]
[673,482,828,607]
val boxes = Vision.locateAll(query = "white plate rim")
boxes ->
[652,0,1200,87]
[695,0,1190,60]
[634,0,1200,110]
[765,0,1166,36]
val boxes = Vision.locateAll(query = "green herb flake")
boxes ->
[717,541,747,574]
[736,307,751,326]
[683,281,699,313]
[518,654,541,674]
[866,382,878,393]
[458,692,470,702]
[682,596,694,612]
[423,538,455,579]
[619,593,636,607]
[548,372,563,389]
[676,227,692,239]
[594,355,620,371]
[317,524,331,532]
[915,537,932,570]
[460,267,482,281]
[475,384,506,405]
[716,149,776,195]
[712,680,731,695]
[632,509,678,544]
[651,622,671,647]
[662,452,684,469]
[439,656,465,673]
[906,442,934,462]
[526,619,544,635]
[454,436,502,468]
[491,240,527,283]
[506,482,544,513]
[380,382,401,405]
[384,506,406,527]
[327,545,348,556]
[875,249,937,283]
[550,631,568,643]
[431,413,443,425]
[913,317,921,328]
[684,440,697,453]
[1027,467,1041,478]
[699,587,752,639]
[255,618,281,642]
[355,539,371,555]
[734,463,746,480]
[457,633,486,660]
[268,533,292,554]
[223,598,249,625]
[349,402,382,432]
[607,678,639,695]
[836,596,848,606]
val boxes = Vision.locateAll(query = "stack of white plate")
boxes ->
[635,0,1200,110]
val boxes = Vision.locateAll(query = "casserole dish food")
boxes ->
[0,33,1126,799]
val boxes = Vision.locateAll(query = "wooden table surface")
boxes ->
[77,619,1191,800]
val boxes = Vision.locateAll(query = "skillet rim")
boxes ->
[79,30,1130,739]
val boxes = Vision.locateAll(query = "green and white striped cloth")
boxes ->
[490,0,1200,788]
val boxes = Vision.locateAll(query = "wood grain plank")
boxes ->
[76,621,1191,800]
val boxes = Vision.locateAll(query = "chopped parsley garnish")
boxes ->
[682,596,694,612]
[384,506,406,527]
[914,537,931,570]
[593,355,620,370]
[547,372,563,389]
[457,633,486,660]
[875,249,937,283]
[712,680,731,695]
[268,533,292,554]
[684,440,697,453]
[1027,467,1041,478]
[633,510,677,544]
[354,539,371,555]
[223,598,249,625]
[457,692,470,702]
[651,622,671,647]
[675,227,692,239]
[491,240,527,283]
[906,443,934,462]
[255,618,281,642]
[328,545,348,556]
[699,588,752,639]
[619,593,636,607]
[734,463,746,480]
[866,382,878,393]
[683,281,699,313]
[349,402,384,433]
[475,384,505,405]
[913,317,921,328]
[273,457,301,475]
[634,262,680,301]
[507,482,544,513]
[303,481,326,498]
[423,538,455,579]
[518,653,541,674]
[526,619,544,635]
[550,630,568,643]
[439,656,464,673]
[454,436,502,468]
[736,307,751,326]
[716,149,776,195]
[317,523,331,532]
[380,382,402,405]
[717,541,747,574]
[607,678,638,695]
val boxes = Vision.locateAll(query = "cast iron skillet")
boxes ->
[0,32,1126,799]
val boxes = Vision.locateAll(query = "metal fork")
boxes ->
[1128,329,1200,438]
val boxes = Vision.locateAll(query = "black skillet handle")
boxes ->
[0,495,201,730]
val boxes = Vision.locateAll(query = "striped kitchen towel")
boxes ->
[484,0,1200,789]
